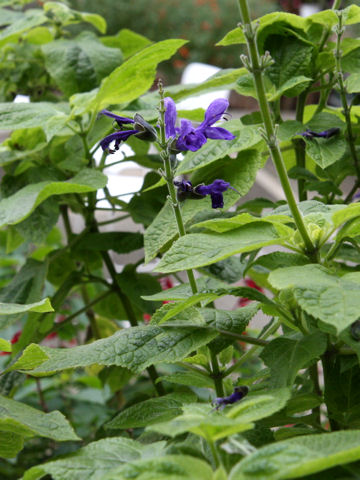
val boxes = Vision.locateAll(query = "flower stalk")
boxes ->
[237,0,316,258]
[157,80,198,295]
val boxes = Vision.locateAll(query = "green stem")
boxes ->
[293,90,308,201]
[157,80,198,295]
[237,0,316,258]
[210,350,224,397]
[321,349,340,431]
[224,320,280,377]
[81,285,101,339]
[52,290,112,333]
[309,362,322,426]
[207,437,222,469]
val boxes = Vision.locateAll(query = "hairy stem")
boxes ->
[157,80,198,295]
[237,0,316,258]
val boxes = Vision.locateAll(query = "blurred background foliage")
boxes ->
[68,0,360,83]
[69,0,277,83]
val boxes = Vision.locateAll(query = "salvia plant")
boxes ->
[1,0,360,478]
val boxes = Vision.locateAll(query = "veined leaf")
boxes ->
[101,455,213,480]
[0,169,107,228]
[23,437,167,480]
[42,32,123,97]
[269,265,360,333]
[229,430,360,480]
[96,39,187,109]
[0,394,79,459]
[106,395,183,429]
[260,332,327,387]
[0,298,53,315]
[0,102,69,131]
[156,222,288,273]
[10,326,217,375]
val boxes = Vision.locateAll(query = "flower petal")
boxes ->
[204,126,235,140]
[164,97,177,138]
[209,192,224,209]
[100,110,134,126]
[176,119,207,152]
[100,130,139,152]
[200,98,229,128]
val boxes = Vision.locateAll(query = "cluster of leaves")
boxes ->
[0,0,360,479]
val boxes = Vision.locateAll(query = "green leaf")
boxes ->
[0,102,68,131]
[268,76,312,101]
[260,332,327,387]
[102,28,152,59]
[0,431,24,459]
[42,32,123,97]
[229,430,360,480]
[0,394,79,443]
[106,395,183,429]
[95,39,187,110]
[0,338,11,352]
[332,203,360,229]
[227,388,291,423]
[11,326,217,375]
[102,455,213,480]
[43,2,106,33]
[345,73,360,93]
[217,12,307,47]
[192,212,293,234]
[0,9,46,45]
[269,265,360,334]
[23,437,167,480]
[148,403,253,441]
[177,123,262,174]
[156,222,288,273]
[264,35,313,97]
[149,390,289,442]
[0,169,107,228]
[303,136,346,169]
[0,298,53,315]
[7,344,50,372]
[158,371,214,389]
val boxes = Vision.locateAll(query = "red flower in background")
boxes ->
[238,278,263,307]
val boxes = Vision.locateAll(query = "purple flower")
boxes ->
[101,109,135,127]
[299,127,340,139]
[99,110,157,153]
[173,178,240,208]
[213,386,249,411]
[195,179,239,209]
[164,97,235,152]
